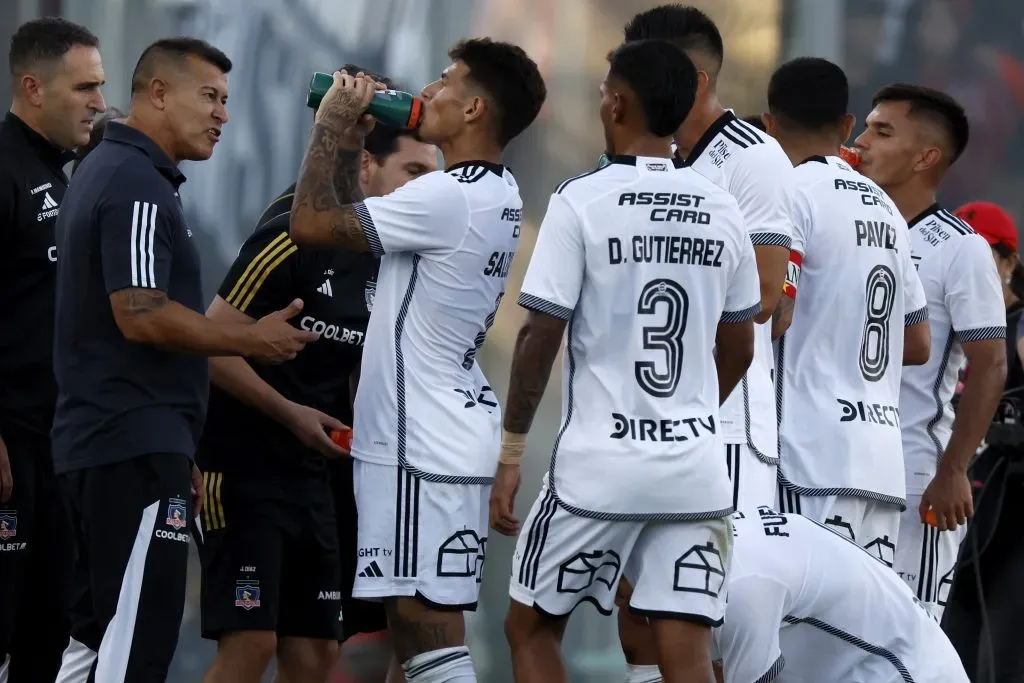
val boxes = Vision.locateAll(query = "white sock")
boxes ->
[625,663,663,683]
[402,646,476,682]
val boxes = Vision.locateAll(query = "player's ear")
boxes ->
[913,145,943,174]
[463,94,485,126]
[694,69,711,97]
[840,113,856,146]
[359,149,375,191]
[611,91,627,125]
[762,112,778,137]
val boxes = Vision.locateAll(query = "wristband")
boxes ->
[783,250,802,299]
[499,430,527,465]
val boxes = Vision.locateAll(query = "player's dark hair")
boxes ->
[623,5,724,76]
[72,106,125,174]
[872,83,969,164]
[741,114,766,132]
[131,37,232,94]
[447,37,547,147]
[336,63,422,161]
[8,17,99,78]
[607,40,697,137]
[768,57,849,131]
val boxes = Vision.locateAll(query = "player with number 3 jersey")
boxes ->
[766,60,930,562]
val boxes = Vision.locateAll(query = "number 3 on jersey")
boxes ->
[859,265,896,382]
[635,279,688,398]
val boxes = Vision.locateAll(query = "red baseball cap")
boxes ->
[954,201,1019,252]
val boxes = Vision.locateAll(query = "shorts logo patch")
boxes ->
[864,535,896,568]
[437,530,484,578]
[358,560,385,578]
[0,511,17,540]
[556,550,621,594]
[364,280,376,312]
[673,542,725,596]
[166,498,187,529]
[234,581,261,610]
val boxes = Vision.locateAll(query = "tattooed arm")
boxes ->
[290,71,376,250]
[503,312,567,435]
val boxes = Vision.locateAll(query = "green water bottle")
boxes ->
[306,72,424,130]
[596,153,611,169]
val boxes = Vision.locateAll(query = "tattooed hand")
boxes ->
[315,70,377,137]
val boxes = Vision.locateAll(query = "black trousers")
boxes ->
[56,453,193,683]
[0,422,72,683]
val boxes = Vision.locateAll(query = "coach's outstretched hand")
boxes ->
[490,463,521,536]
[284,401,349,458]
[248,299,320,363]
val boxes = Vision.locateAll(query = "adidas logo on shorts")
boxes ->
[358,560,384,578]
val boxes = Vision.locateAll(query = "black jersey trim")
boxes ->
[721,303,761,324]
[934,209,974,236]
[685,111,735,162]
[799,155,829,166]
[353,202,385,256]
[750,232,792,249]
[446,160,504,182]
[605,155,687,169]
[781,616,916,682]
[519,292,573,320]
[955,325,1006,343]
[905,306,929,327]
[556,165,613,194]
[755,655,786,683]
[906,203,942,230]
[776,471,907,510]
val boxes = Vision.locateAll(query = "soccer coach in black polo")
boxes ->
[52,38,319,681]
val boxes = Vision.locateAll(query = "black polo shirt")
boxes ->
[51,122,208,474]
[0,112,75,435]
[195,185,377,480]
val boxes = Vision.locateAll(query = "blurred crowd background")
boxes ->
[3,0,1023,681]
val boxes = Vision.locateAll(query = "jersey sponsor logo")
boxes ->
[617,191,711,222]
[610,412,716,443]
[756,506,789,537]
[235,581,261,610]
[29,182,52,195]
[299,316,364,345]
[0,542,26,552]
[357,546,392,557]
[316,279,334,297]
[556,550,621,593]
[165,498,188,529]
[318,590,342,600]
[437,530,486,583]
[833,178,894,216]
[836,398,900,427]
[500,207,522,222]
[855,220,898,251]
[645,162,668,171]
[673,542,726,596]
[358,560,385,578]
[154,529,190,543]
[364,280,376,311]
[37,192,59,221]
[47,246,57,262]
[708,139,731,168]
[916,217,955,247]
[484,250,514,278]
[0,511,17,540]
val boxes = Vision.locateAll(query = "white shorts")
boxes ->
[776,489,900,566]
[725,443,777,512]
[509,481,732,624]
[351,461,489,609]
[894,494,965,621]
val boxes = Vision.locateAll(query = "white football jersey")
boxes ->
[519,155,761,519]
[777,157,927,504]
[716,509,969,683]
[686,111,793,462]
[901,205,1005,495]
[351,162,520,481]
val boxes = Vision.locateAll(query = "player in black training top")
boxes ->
[195,66,437,683]
[0,18,105,681]
[51,39,317,683]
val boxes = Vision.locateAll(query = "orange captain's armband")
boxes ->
[783,251,802,299]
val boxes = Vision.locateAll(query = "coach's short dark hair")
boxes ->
[608,40,697,137]
[9,17,98,78]
[872,83,969,163]
[768,57,849,130]
[741,114,766,132]
[624,5,724,76]
[131,37,232,94]
[337,63,421,161]
[448,38,547,147]
[72,106,125,174]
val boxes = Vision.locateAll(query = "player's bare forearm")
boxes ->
[944,338,1006,472]
[503,311,567,434]
[716,320,755,404]
[771,293,795,340]
[902,320,930,365]
[753,244,789,323]
[290,122,369,250]
[110,288,256,356]
[209,356,295,426]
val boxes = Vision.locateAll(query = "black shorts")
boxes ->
[330,456,388,641]
[196,468,343,641]
[0,422,71,681]
[59,452,193,683]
